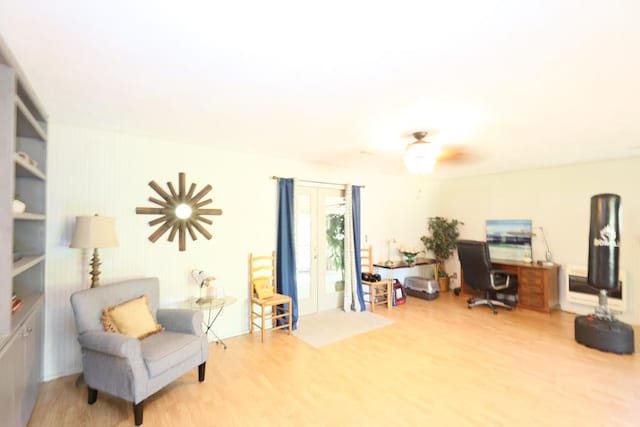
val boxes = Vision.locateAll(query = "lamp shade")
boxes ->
[70,215,119,249]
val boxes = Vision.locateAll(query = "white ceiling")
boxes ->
[2,0,640,178]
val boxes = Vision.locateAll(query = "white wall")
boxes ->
[44,122,441,380]
[439,157,640,325]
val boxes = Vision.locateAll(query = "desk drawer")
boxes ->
[519,268,543,286]
[520,283,544,295]
[520,294,545,309]
[494,264,518,275]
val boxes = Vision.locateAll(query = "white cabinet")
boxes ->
[0,327,22,427]
[0,300,43,426]
[0,34,47,426]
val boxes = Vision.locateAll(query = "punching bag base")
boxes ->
[575,315,634,355]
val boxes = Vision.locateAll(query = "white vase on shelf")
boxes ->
[12,199,26,214]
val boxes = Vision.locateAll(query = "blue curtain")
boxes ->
[276,178,298,329]
[352,186,366,310]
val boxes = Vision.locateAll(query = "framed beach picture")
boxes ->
[485,219,533,262]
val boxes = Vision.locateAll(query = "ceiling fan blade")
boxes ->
[436,145,478,164]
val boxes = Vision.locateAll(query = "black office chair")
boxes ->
[456,240,517,314]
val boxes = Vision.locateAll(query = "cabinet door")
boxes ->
[0,303,43,427]
[0,335,21,427]
[22,304,43,425]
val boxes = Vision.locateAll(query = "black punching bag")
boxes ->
[576,193,633,354]
[587,193,621,290]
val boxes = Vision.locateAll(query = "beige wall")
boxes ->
[440,157,640,325]
[44,122,440,380]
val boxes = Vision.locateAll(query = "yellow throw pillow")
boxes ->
[253,277,275,299]
[102,294,163,339]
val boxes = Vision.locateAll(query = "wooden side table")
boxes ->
[368,259,436,309]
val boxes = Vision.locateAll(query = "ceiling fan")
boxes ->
[403,131,469,174]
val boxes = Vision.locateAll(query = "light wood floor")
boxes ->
[30,293,640,426]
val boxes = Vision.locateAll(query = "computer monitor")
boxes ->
[486,219,532,262]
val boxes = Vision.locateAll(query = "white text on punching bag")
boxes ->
[593,225,619,247]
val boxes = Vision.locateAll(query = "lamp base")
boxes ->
[90,248,102,288]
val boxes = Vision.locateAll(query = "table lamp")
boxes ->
[70,214,118,288]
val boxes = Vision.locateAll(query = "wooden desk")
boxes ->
[462,260,560,313]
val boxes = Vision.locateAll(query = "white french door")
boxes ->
[295,186,346,316]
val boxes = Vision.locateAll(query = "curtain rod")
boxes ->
[270,176,365,189]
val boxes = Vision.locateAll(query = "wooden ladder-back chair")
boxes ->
[361,245,392,312]
[249,252,293,342]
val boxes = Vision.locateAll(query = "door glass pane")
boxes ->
[324,196,346,294]
[295,194,311,300]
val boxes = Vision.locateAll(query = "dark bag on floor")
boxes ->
[393,279,407,305]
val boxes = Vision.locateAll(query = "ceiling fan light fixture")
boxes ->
[403,133,439,174]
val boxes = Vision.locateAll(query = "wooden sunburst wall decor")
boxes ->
[135,172,222,251]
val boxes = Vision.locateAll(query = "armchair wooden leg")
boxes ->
[198,362,206,382]
[88,387,98,404]
[134,400,144,426]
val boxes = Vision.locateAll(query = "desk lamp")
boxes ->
[507,227,552,265]
[70,214,118,288]
[535,226,553,264]
[192,269,216,304]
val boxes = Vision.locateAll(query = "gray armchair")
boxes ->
[70,277,208,425]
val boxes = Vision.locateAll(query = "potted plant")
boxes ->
[326,213,345,291]
[420,216,463,292]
